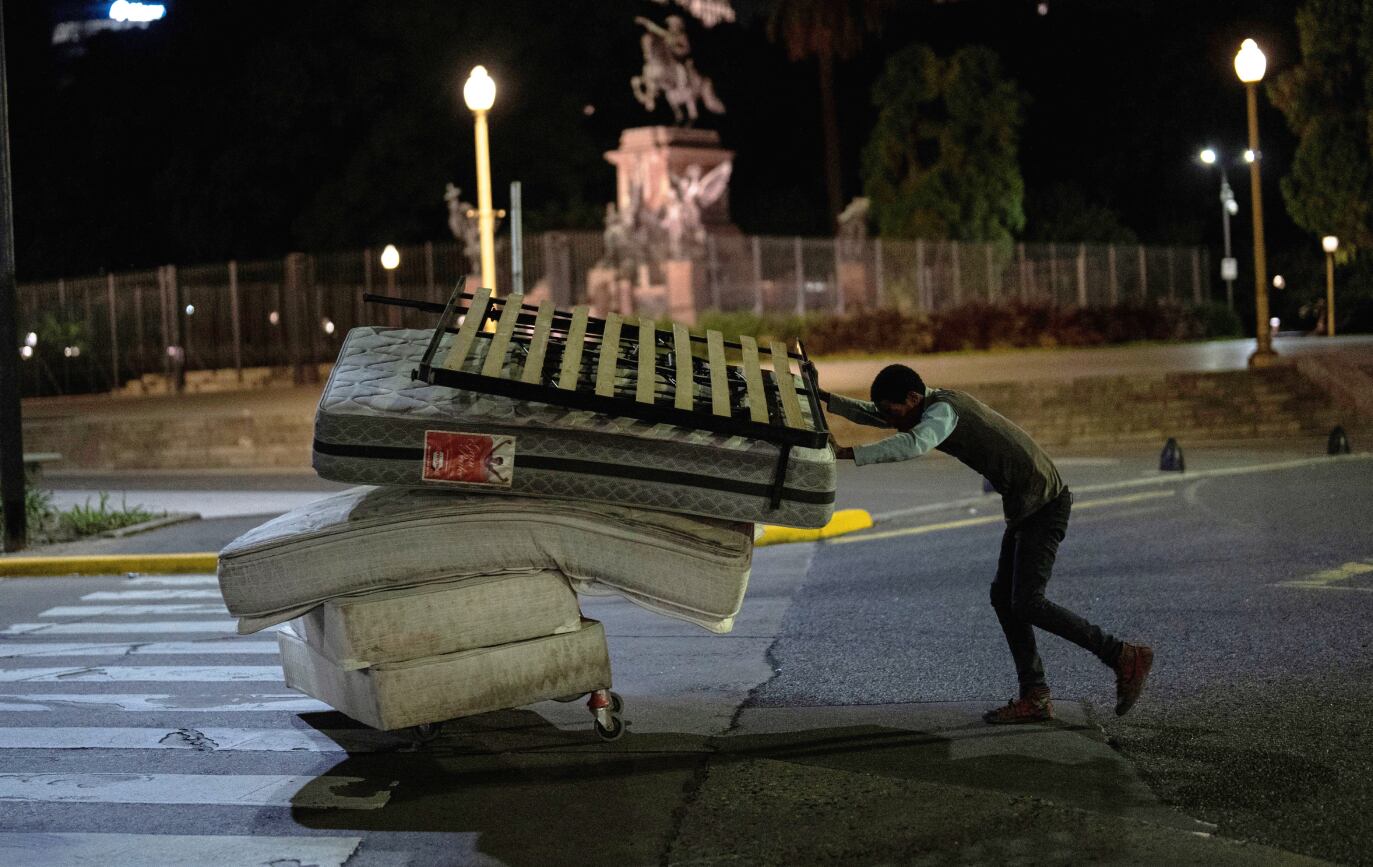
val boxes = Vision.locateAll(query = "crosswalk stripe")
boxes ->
[0,693,330,712]
[0,773,395,809]
[126,576,220,586]
[0,642,278,658]
[0,666,282,682]
[82,590,224,601]
[41,605,227,617]
[0,727,394,752]
[3,622,239,635]
[0,833,362,867]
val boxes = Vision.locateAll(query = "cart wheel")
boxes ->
[406,722,444,744]
[594,714,625,742]
[609,691,623,714]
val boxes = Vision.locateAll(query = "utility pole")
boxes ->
[0,0,28,551]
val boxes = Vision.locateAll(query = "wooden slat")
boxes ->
[770,338,806,429]
[556,305,590,390]
[595,312,623,397]
[520,299,556,384]
[706,330,730,418]
[673,323,694,410]
[480,293,524,378]
[441,285,492,371]
[738,336,769,424]
[636,318,656,404]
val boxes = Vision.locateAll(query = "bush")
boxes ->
[704,300,1249,356]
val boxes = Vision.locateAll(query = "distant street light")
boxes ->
[1198,147,1239,307]
[463,65,498,293]
[1322,235,1339,336]
[1235,38,1275,367]
[381,244,400,297]
[1272,274,1285,290]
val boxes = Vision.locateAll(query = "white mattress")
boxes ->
[278,619,611,731]
[311,327,836,529]
[292,570,583,670]
[218,486,753,634]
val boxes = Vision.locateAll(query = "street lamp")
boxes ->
[1235,38,1276,366]
[463,65,498,293]
[1322,235,1339,336]
[1199,147,1239,307]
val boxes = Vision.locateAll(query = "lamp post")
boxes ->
[1322,235,1339,336]
[463,65,498,293]
[1235,38,1276,366]
[1199,148,1240,308]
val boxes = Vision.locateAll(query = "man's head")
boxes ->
[870,364,926,431]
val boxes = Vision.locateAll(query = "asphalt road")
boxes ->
[1,447,1369,864]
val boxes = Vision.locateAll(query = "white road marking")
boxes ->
[0,773,394,809]
[40,605,227,617]
[0,727,394,752]
[0,693,330,712]
[872,452,1373,522]
[0,642,278,658]
[81,590,223,601]
[3,622,239,635]
[0,666,283,682]
[0,833,362,867]
[837,490,1177,545]
[125,576,220,586]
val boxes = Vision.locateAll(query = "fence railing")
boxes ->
[13,233,1212,397]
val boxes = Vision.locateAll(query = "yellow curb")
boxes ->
[0,553,219,577]
[757,509,874,547]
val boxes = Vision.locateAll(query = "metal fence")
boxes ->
[13,233,1211,396]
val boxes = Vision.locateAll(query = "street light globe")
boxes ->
[1199,148,1217,164]
[24,331,36,347]
[1243,149,1256,163]
[463,65,496,112]
[1235,39,1266,83]
[1226,198,1239,216]
[1322,235,1339,253]
[380,244,401,270]
[1272,274,1285,290]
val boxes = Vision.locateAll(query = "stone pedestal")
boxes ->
[838,261,872,311]
[664,260,703,325]
[604,126,736,230]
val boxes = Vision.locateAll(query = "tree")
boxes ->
[861,43,1025,243]
[1270,0,1373,258]
[767,0,894,227]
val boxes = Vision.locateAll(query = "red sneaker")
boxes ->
[983,688,1053,724]
[1114,643,1154,716]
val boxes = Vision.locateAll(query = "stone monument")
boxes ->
[594,7,737,324]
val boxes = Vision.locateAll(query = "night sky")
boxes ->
[5,0,1311,282]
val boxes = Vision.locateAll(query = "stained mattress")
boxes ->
[311,326,836,528]
[291,570,583,670]
[278,619,611,731]
[218,485,753,635]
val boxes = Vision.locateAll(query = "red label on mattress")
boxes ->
[421,431,515,487]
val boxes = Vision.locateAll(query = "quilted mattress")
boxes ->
[278,619,612,731]
[218,486,753,635]
[291,570,583,670]
[311,326,836,528]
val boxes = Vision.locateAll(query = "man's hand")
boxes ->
[828,433,855,461]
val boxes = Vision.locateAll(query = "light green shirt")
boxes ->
[826,390,959,467]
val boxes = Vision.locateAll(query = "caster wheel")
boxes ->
[406,722,444,744]
[609,691,623,714]
[594,715,625,742]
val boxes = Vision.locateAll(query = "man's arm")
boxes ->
[851,402,957,466]
[823,392,890,428]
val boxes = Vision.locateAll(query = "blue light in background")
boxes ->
[108,1,166,23]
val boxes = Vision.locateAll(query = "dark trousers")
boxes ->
[989,488,1122,694]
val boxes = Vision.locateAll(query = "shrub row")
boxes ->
[697,301,1243,356]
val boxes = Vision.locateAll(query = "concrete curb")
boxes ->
[0,553,219,577]
[757,509,873,547]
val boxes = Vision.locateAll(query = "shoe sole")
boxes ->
[1115,647,1154,716]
